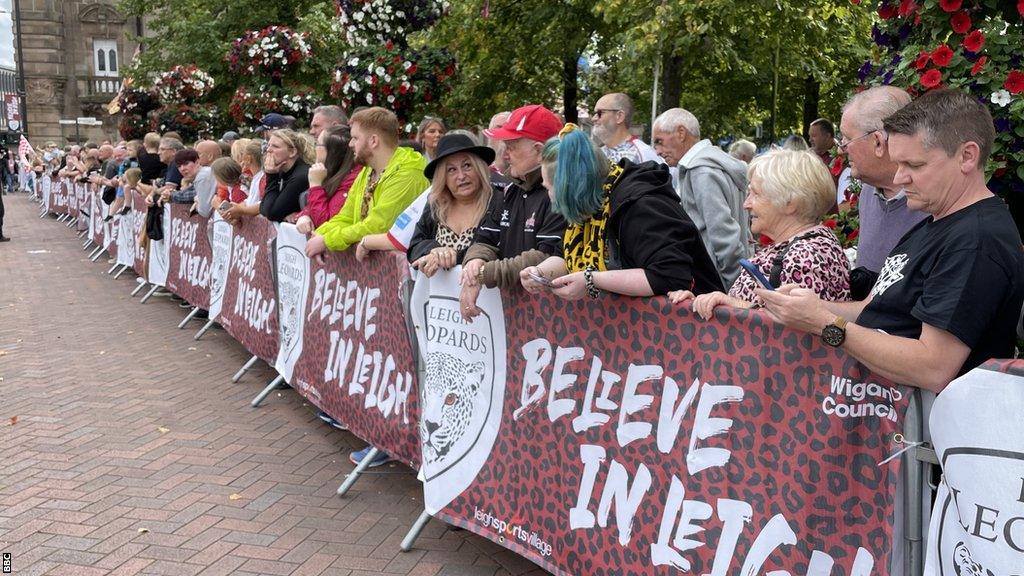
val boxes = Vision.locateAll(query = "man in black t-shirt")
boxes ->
[757,89,1024,393]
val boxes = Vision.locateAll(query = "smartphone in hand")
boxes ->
[528,271,552,288]
[739,259,774,290]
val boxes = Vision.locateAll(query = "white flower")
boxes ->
[365,93,373,104]
[387,95,395,103]
[375,66,385,76]
[991,90,1012,107]
[348,57,360,67]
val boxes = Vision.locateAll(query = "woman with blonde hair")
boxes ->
[416,116,446,161]
[221,139,265,224]
[669,149,850,317]
[258,129,312,222]
[407,133,494,275]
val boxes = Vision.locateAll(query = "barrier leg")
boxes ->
[78,229,88,238]
[106,262,120,274]
[131,281,148,297]
[177,307,201,329]
[67,218,76,228]
[90,247,106,262]
[336,447,380,497]
[250,375,285,407]
[88,245,103,259]
[113,265,129,279]
[232,355,259,383]
[903,391,926,576]
[82,237,93,248]
[400,510,433,552]
[194,319,216,340]
[139,285,161,303]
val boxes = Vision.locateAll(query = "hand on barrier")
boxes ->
[550,272,587,301]
[756,284,834,333]
[461,258,484,288]
[412,254,438,277]
[520,266,551,294]
[431,246,457,271]
[459,282,483,319]
[667,290,695,305]
[305,234,327,259]
[355,239,372,262]
[690,291,745,321]
[295,215,314,235]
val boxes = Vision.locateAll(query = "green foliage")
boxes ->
[119,0,343,125]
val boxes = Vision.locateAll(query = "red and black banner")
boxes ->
[165,204,212,310]
[216,216,279,365]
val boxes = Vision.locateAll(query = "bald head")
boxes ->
[98,145,113,160]
[196,140,222,167]
[843,86,912,135]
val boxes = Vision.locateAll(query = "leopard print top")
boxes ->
[435,224,475,253]
[730,224,851,305]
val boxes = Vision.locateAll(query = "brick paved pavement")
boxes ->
[0,195,547,576]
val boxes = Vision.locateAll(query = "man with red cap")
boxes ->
[459,104,567,318]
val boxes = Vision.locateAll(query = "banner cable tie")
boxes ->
[878,439,925,466]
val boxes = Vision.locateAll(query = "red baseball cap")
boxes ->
[483,104,562,143]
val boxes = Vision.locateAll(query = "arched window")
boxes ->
[93,40,118,77]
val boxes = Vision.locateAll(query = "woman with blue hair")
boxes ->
[520,125,723,299]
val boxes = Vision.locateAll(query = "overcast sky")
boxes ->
[0,0,14,69]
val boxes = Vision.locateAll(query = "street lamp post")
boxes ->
[11,0,27,134]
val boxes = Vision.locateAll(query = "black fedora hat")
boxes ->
[423,134,495,180]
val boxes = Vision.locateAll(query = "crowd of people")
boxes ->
[12,87,1024,469]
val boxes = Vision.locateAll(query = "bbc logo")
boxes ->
[2,552,10,573]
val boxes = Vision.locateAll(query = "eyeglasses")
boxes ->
[593,109,621,120]
[837,130,877,151]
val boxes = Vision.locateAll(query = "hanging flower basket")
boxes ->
[153,65,215,105]
[228,25,312,78]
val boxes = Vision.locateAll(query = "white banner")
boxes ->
[208,212,234,320]
[103,214,119,254]
[40,175,51,215]
[924,365,1024,576]
[147,205,171,287]
[410,268,507,514]
[273,223,309,383]
[116,213,134,267]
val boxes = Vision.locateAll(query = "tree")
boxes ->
[423,0,608,125]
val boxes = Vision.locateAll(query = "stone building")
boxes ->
[14,0,144,145]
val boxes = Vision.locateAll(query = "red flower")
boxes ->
[920,69,943,89]
[1018,0,1024,16]
[850,0,861,4]
[898,0,917,16]
[1005,70,1024,94]
[951,11,971,33]
[912,50,930,70]
[823,219,838,229]
[879,4,898,19]
[939,0,962,12]
[847,229,859,241]
[963,30,985,52]
[830,156,844,177]
[931,44,954,67]
[971,56,988,76]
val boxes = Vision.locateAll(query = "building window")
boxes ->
[93,40,118,77]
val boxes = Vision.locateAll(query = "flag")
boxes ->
[18,134,33,167]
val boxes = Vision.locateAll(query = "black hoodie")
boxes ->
[605,160,724,295]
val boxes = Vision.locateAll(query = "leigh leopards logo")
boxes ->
[872,253,908,296]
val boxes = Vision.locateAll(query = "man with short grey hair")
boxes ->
[653,108,750,287]
[839,85,927,278]
[591,92,663,165]
[310,105,348,139]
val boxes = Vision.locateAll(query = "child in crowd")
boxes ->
[210,157,247,213]
[121,168,142,215]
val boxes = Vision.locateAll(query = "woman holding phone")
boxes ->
[669,149,850,318]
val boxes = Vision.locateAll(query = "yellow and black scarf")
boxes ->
[563,163,624,273]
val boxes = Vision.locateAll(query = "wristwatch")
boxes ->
[821,316,848,347]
